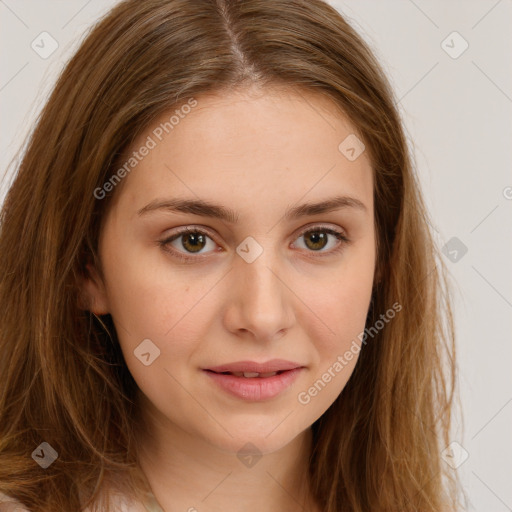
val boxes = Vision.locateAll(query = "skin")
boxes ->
[82,85,376,511]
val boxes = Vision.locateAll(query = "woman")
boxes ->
[0,0,461,510]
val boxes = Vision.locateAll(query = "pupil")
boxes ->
[183,233,205,253]
[180,231,328,253]
[306,232,327,250]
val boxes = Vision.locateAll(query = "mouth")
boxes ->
[204,369,289,378]
[204,359,303,374]
[202,360,305,401]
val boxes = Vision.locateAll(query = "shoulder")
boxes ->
[0,492,29,511]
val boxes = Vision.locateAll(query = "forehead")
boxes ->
[111,86,373,219]
[161,86,362,164]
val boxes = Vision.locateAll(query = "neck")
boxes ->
[134,393,320,512]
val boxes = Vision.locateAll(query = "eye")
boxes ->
[159,226,219,261]
[159,224,350,263]
[292,225,349,256]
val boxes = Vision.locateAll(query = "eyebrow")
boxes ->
[137,195,367,223]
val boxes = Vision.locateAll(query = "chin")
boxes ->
[203,417,310,456]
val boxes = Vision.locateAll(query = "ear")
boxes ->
[77,262,110,315]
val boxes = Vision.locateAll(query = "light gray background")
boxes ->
[1,1,511,510]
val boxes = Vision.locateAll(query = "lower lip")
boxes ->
[203,368,303,401]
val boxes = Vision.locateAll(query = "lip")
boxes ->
[205,359,303,374]
[204,367,304,401]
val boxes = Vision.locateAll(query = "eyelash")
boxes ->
[158,225,350,263]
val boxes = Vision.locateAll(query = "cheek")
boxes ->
[294,281,370,416]
[294,248,374,409]
[99,223,375,422]
[101,239,193,336]
[302,280,370,383]
[303,256,374,353]
[100,244,217,379]
[101,258,208,418]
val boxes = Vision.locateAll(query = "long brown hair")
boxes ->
[0,0,461,510]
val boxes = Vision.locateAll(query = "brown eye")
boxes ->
[303,231,329,251]
[293,226,349,255]
[160,227,218,259]
[180,232,207,253]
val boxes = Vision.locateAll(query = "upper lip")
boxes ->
[205,359,304,373]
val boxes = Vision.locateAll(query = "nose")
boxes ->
[222,249,296,343]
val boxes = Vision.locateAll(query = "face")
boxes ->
[84,86,376,455]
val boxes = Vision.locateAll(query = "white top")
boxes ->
[0,491,163,512]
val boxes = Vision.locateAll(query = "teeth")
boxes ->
[229,371,279,378]
[226,371,280,378]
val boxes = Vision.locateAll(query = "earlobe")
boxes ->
[77,263,110,315]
